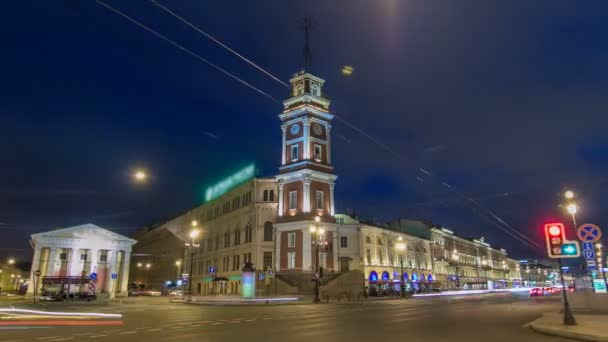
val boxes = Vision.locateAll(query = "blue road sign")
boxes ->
[583,242,594,251]
[111,273,118,280]
[583,250,596,260]
[258,272,265,281]
[90,272,97,280]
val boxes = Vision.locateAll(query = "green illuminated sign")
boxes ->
[561,243,578,256]
[204,164,255,202]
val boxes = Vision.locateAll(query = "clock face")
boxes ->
[313,123,323,135]
[290,124,300,135]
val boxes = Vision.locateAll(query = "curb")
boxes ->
[528,323,608,342]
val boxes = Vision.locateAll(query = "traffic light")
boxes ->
[544,222,580,258]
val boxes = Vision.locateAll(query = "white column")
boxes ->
[329,182,335,216]
[106,250,118,295]
[119,251,131,294]
[326,124,332,164]
[89,248,99,275]
[332,230,339,272]
[302,228,312,271]
[303,177,311,213]
[281,125,287,165]
[275,230,282,271]
[277,182,284,217]
[46,248,60,277]
[27,246,43,295]
[68,248,81,276]
[303,119,311,159]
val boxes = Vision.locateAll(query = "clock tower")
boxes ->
[276,70,337,222]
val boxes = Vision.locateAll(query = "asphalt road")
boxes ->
[0,294,576,342]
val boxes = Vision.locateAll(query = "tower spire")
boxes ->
[298,17,313,71]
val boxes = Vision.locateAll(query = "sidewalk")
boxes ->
[526,312,608,341]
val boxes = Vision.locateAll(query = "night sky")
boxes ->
[2,1,608,262]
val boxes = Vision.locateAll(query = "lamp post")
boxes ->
[597,243,607,285]
[185,220,200,301]
[396,238,406,297]
[451,249,460,289]
[309,216,325,303]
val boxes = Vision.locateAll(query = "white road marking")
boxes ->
[263,317,272,320]
[119,331,136,335]
[211,322,223,325]
[229,320,241,324]
[244,319,256,322]
[88,336,107,339]
[37,338,60,340]
[146,329,161,332]
[50,338,74,342]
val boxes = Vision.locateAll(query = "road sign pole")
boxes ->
[557,259,576,325]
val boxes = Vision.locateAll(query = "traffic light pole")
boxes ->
[557,259,576,325]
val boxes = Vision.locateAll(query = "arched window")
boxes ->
[369,271,378,283]
[263,190,268,201]
[365,236,372,244]
[294,83,304,96]
[381,271,390,282]
[263,222,273,241]
[311,83,320,97]
[377,238,384,246]
[403,272,409,282]
[269,190,275,201]
[412,272,418,282]
[427,274,434,282]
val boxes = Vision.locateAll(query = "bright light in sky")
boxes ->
[133,169,147,182]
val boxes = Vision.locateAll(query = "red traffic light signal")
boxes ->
[544,222,580,258]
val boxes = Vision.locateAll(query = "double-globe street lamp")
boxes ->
[185,220,200,301]
[396,237,406,297]
[309,216,326,303]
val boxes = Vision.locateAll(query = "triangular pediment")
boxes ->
[31,223,137,244]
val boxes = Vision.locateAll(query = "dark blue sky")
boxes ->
[2,1,608,261]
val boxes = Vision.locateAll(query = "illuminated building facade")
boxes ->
[27,224,136,297]
[0,263,28,293]
[131,176,278,295]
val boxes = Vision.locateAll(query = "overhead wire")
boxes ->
[148,0,290,88]
[97,1,539,250]
[96,0,281,105]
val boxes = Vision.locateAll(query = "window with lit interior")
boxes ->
[288,191,297,210]
[290,144,299,162]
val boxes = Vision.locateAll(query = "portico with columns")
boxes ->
[27,224,136,297]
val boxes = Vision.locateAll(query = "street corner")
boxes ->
[527,312,608,342]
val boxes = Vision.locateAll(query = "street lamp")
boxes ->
[451,249,460,288]
[396,240,406,297]
[8,259,15,265]
[185,220,201,301]
[310,216,325,303]
[564,190,574,200]
[133,169,147,182]
[137,262,143,268]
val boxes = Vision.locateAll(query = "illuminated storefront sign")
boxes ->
[204,164,255,202]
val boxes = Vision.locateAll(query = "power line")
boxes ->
[96,0,281,104]
[148,0,290,88]
[99,1,538,250]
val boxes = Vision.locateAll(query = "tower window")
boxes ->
[288,191,297,210]
[263,190,268,201]
[290,144,299,161]
[294,83,304,96]
[311,83,320,97]
[315,190,324,210]
[314,144,322,161]
[269,190,275,201]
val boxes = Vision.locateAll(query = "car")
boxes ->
[169,290,184,297]
[140,289,162,296]
[529,287,543,297]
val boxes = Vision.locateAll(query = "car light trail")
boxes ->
[0,320,123,326]
[0,308,122,318]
